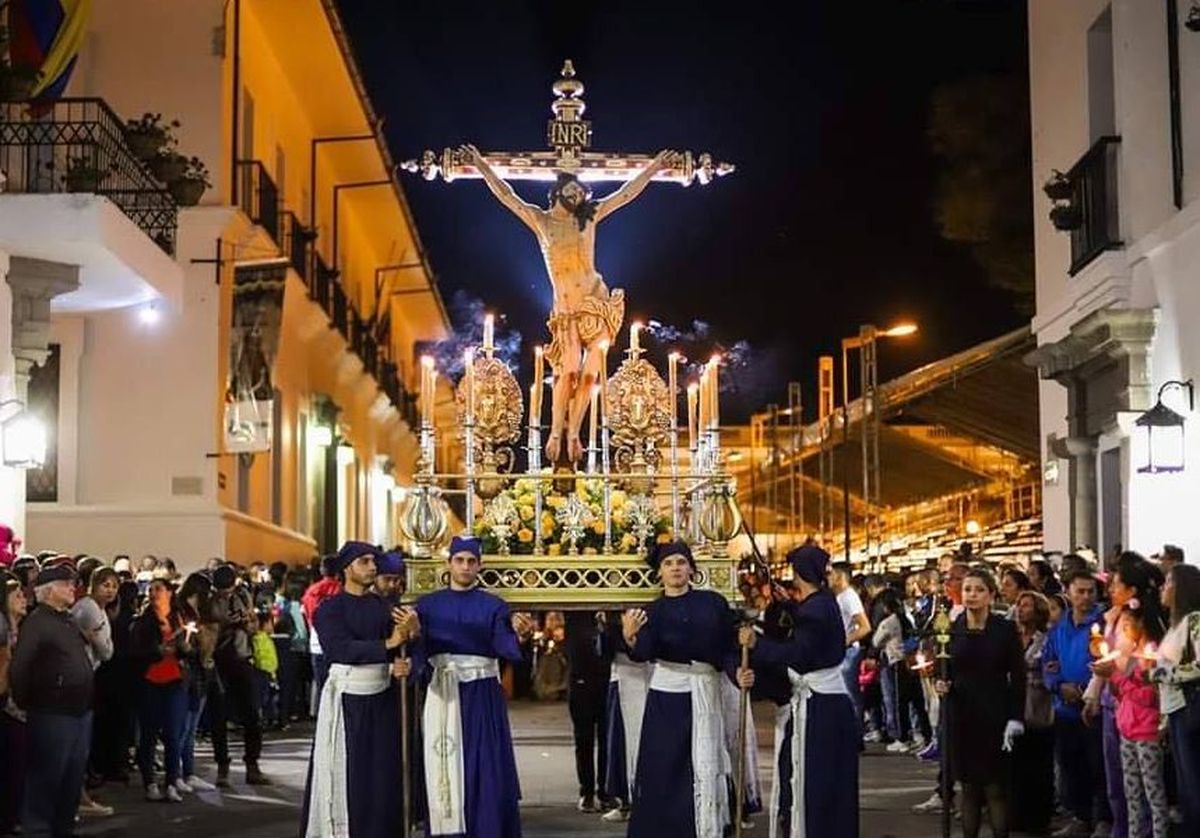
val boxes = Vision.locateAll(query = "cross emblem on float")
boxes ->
[401,60,735,186]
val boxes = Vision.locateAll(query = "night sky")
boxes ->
[336,0,1031,421]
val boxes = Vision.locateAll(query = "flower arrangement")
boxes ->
[472,475,672,556]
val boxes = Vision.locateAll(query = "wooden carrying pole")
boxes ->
[735,638,751,838]
[400,645,412,837]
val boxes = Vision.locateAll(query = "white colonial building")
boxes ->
[1028,1,1200,562]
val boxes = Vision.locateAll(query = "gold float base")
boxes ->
[402,554,735,609]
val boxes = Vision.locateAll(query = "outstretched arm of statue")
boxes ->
[460,143,540,231]
[595,148,674,222]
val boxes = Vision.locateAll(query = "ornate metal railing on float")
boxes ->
[397,318,742,608]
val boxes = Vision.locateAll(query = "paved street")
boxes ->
[76,699,953,837]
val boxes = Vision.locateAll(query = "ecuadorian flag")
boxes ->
[8,0,91,103]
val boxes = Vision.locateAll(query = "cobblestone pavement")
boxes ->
[71,699,1030,837]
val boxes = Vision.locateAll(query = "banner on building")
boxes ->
[226,261,287,454]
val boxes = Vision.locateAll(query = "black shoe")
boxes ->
[216,763,231,789]
[245,763,271,786]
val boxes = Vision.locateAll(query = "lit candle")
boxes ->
[463,348,475,421]
[420,355,434,424]
[483,313,495,356]
[529,383,539,429]
[532,345,544,423]
[668,351,679,427]
[630,321,642,355]
[698,366,710,434]
[687,382,699,450]
[709,354,721,429]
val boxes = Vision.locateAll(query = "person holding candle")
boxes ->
[130,578,195,802]
[1097,592,1169,838]
[1042,571,1109,838]
[1083,554,1164,838]
[934,568,1025,838]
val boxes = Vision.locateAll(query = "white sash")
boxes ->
[769,666,847,838]
[424,653,501,836]
[305,662,391,838]
[649,661,731,838]
[613,653,650,792]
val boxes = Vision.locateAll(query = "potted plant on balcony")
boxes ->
[49,156,112,193]
[1042,170,1073,202]
[123,113,180,162]
[167,156,211,207]
[1049,203,1082,231]
[148,150,187,184]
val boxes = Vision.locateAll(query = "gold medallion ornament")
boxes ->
[605,356,671,474]
[456,354,524,498]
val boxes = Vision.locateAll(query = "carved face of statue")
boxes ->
[547,173,596,231]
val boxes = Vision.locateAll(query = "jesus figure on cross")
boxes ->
[461,143,675,465]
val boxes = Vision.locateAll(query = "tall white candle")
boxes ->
[463,348,475,421]
[667,351,679,427]
[710,354,721,429]
[687,382,699,451]
[483,313,495,356]
[630,321,642,355]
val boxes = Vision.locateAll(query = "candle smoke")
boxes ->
[419,290,524,379]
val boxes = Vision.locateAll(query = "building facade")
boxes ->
[1028,1,1200,563]
[0,0,449,568]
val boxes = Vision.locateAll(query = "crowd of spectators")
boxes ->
[0,551,331,836]
[838,542,1199,838]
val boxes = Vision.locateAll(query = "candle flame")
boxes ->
[599,340,610,351]
[535,345,543,357]
[421,355,434,368]
[668,351,681,361]
[687,382,699,393]
[1091,623,1101,636]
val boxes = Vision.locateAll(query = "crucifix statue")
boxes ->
[402,60,733,466]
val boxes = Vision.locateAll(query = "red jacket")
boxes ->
[300,578,341,626]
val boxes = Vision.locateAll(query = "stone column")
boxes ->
[7,256,80,401]
[1,257,80,543]
[1064,436,1098,552]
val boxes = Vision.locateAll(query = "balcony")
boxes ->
[1063,136,1122,276]
[0,97,183,312]
[236,160,280,245]
[281,211,314,283]
[0,98,178,253]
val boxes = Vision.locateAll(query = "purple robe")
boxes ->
[413,587,523,838]
[300,591,401,838]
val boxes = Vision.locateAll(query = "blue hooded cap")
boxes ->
[448,535,482,560]
[788,544,831,585]
[334,540,379,574]
[646,538,695,571]
[376,548,407,577]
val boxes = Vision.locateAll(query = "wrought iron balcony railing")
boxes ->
[0,98,178,254]
[236,160,280,245]
[304,250,416,422]
[281,211,313,284]
[1066,136,1122,276]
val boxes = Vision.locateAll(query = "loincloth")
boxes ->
[544,288,625,375]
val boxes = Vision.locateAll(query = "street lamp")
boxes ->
[839,322,918,561]
[1135,379,1193,474]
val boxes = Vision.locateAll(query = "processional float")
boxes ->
[396,61,740,608]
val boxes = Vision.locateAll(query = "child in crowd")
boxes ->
[251,610,280,729]
[1107,606,1169,838]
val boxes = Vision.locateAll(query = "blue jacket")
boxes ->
[1042,606,1103,721]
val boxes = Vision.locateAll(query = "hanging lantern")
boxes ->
[1135,379,1193,474]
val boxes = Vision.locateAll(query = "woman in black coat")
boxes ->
[935,568,1025,838]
